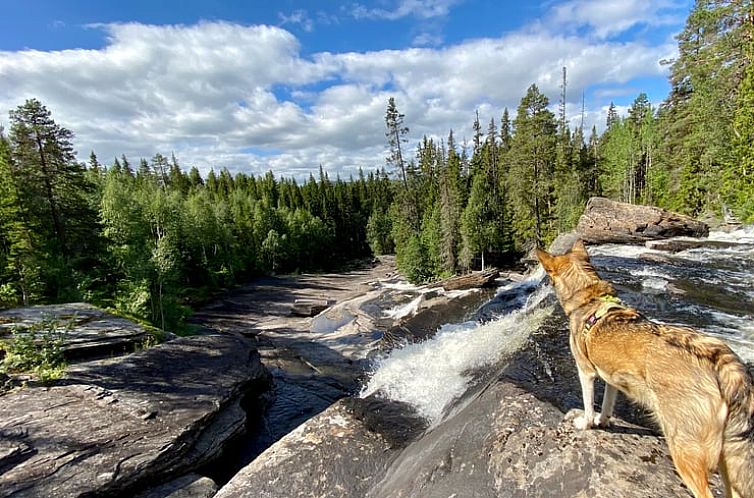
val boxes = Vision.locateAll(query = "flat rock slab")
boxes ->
[0,335,270,498]
[0,303,154,361]
[577,197,709,244]
[214,402,393,498]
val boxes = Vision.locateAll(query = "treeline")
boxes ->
[0,0,751,331]
[384,0,754,281]
[0,100,392,329]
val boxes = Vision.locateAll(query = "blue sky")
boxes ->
[0,0,692,178]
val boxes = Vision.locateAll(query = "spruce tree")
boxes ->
[8,99,98,300]
[507,84,557,248]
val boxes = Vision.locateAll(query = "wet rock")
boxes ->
[577,197,709,244]
[215,313,719,498]
[136,473,218,498]
[645,237,747,252]
[0,335,271,498]
[383,289,487,345]
[0,302,158,361]
[290,299,335,317]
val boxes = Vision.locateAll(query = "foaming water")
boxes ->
[360,283,554,423]
[362,227,754,427]
[590,227,754,362]
[709,225,754,244]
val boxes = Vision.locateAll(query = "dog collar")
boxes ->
[583,295,624,333]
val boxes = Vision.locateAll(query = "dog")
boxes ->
[536,240,754,498]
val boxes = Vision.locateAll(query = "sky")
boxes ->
[0,0,692,179]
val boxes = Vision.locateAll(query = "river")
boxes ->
[359,225,754,429]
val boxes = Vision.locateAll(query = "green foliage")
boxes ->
[0,318,68,382]
[727,34,754,222]
[2,4,752,329]
[366,208,394,255]
[654,0,750,216]
[507,84,558,249]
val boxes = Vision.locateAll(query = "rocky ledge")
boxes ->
[0,302,158,362]
[213,306,721,498]
[0,334,270,497]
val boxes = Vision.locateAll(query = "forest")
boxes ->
[0,0,752,331]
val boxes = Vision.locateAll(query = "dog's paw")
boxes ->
[564,409,593,430]
[594,413,612,428]
[573,414,594,430]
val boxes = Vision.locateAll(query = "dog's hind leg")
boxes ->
[663,409,723,498]
[719,438,754,498]
[669,446,715,498]
[718,459,742,498]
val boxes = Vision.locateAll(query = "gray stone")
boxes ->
[576,197,709,244]
[214,311,719,498]
[0,335,270,497]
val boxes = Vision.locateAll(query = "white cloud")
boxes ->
[278,9,315,32]
[350,0,463,20]
[0,16,678,179]
[548,0,687,39]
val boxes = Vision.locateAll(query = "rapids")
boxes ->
[360,226,754,426]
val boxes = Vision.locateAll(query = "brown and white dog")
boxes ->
[536,240,754,498]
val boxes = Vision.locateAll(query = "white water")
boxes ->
[362,227,754,425]
[361,279,553,424]
[708,225,754,244]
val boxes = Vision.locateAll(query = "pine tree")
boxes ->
[385,97,410,189]
[659,0,750,215]
[0,130,42,306]
[8,99,99,299]
[728,20,754,221]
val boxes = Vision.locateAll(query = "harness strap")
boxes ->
[583,295,624,334]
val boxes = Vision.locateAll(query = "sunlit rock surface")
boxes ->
[0,335,270,497]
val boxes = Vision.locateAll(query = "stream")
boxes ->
[201,225,754,486]
[360,225,754,429]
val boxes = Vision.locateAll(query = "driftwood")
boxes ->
[429,268,499,291]
[576,197,709,244]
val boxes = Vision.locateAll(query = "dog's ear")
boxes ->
[570,239,590,260]
[536,248,555,273]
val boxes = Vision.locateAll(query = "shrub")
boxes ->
[0,318,69,382]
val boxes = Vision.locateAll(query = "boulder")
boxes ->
[0,335,271,497]
[214,311,721,497]
[214,402,395,498]
[576,197,709,244]
[0,303,157,361]
[428,269,500,291]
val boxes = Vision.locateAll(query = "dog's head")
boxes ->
[536,240,606,312]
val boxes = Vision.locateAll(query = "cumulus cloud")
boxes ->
[0,14,678,179]
[547,0,688,39]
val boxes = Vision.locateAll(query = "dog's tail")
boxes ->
[713,344,754,497]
